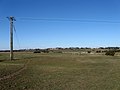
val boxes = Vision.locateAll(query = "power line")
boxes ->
[17,17,120,24]
[13,25,21,49]
[0,18,5,21]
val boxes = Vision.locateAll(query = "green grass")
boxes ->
[0,52,120,90]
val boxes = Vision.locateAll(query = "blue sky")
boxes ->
[1,0,120,50]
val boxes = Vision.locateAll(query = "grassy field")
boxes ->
[0,52,120,90]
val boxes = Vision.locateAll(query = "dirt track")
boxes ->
[0,60,29,81]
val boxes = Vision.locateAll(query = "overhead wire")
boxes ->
[13,24,21,49]
[17,17,120,24]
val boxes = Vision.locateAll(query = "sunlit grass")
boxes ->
[0,52,120,90]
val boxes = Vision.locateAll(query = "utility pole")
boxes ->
[8,16,16,60]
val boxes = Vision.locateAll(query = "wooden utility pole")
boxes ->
[9,16,16,60]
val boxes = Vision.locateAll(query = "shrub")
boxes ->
[105,51,115,56]
[42,50,49,53]
[33,51,41,53]
[87,51,91,53]
[96,50,101,53]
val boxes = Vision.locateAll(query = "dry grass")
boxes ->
[0,52,120,90]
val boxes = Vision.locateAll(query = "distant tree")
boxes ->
[80,47,84,49]
[99,47,104,49]
[33,49,41,53]
[105,50,115,56]
[56,47,63,50]
[75,47,80,49]
[105,47,119,50]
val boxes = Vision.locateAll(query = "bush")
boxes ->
[33,51,41,53]
[96,50,101,53]
[42,50,49,53]
[105,51,115,56]
[87,51,91,53]
[33,49,50,53]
